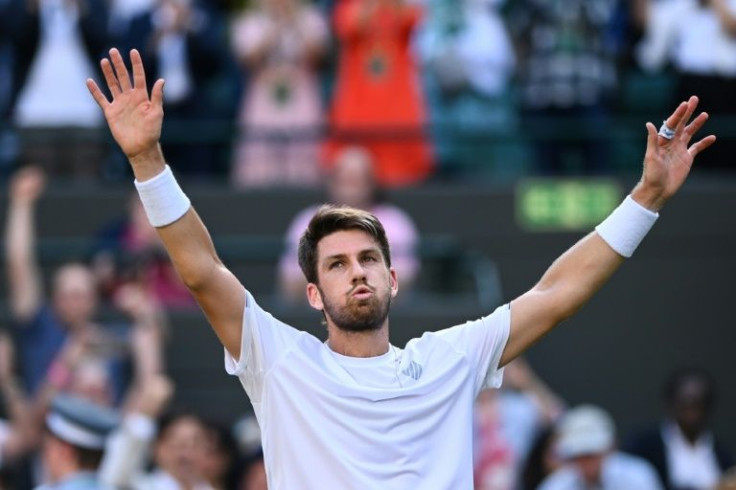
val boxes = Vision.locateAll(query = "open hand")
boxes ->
[86,49,164,163]
[635,96,716,211]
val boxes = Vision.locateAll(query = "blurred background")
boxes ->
[0,0,735,488]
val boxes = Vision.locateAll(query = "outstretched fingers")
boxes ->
[131,49,146,90]
[109,48,132,91]
[676,95,698,132]
[689,135,717,159]
[86,79,110,109]
[683,112,709,143]
[101,58,121,97]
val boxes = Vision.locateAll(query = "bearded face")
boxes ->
[318,280,392,332]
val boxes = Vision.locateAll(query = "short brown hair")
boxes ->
[298,205,391,284]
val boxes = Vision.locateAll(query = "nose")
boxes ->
[350,260,367,283]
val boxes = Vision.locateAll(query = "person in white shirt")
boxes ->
[85,47,715,489]
[539,405,662,490]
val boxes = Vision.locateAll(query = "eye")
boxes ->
[362,255,378,263]
[329,261,344,270]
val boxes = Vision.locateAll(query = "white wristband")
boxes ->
[595,195,659,258]
[134,165,191,227]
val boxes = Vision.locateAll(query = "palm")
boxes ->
[87,49,165,160]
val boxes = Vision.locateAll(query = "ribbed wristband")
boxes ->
[134,165,191,227]
[595,195,659,258]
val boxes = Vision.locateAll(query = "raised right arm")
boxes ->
[86,49,245,359]
[4,167,45,322]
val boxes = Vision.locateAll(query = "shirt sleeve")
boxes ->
[224,290,304,401]
[432,304,511,394]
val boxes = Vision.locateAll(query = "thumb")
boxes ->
[151,78,165,108]
[645,122,658,149]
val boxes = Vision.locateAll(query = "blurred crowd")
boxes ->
[1,0,736,187]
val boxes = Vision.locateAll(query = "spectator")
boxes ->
[99,374,175,489]
[132,411,213,489]
[4,167,159,404]
[519,426,561,490]
[0,0,41,178]
[278,146,420,303]
[414,0,516,177]
[497,358,565,485]
[625,367,734,490]
[13,0,110,180]
[0,332,39,486]
[197,420,238,490]
[325,0,434,187]
[91,193,195,310]
[507,0,620,175]
[635,0,736,171]
[38,394,119,489]
[234,450,267,490]
[473,388,515,490]
[230,0,329,188]
[115,0,231,177]
[539,404,663,490]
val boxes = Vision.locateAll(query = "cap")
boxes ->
[556,405,615,459]
[46,394,120,450]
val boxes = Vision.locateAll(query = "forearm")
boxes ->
[129,148,218,287]
[99,413,156,489]
[529,233,624,322]
[503,233,624,365]
[503,193,659,365]
[131,320,165,383]
[0,378,36,445]
[132,154,245,357]
[4,202,41,319]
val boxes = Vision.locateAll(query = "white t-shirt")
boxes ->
[225,290,511,489]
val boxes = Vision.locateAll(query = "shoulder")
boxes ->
[408,304,511,355]
[538,466,580,490]
[16,305,62,334]
[606,452,662,487]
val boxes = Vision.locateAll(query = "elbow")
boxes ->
[531,283,584,326]
[178,259,222,294]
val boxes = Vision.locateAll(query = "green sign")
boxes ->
[516,179,622,231]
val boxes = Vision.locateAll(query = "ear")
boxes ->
[389,268,399,299]
[306,282,324,311]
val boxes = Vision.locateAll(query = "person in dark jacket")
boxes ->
[625,367,734,490]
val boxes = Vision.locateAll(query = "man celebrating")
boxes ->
[86,48,715,489]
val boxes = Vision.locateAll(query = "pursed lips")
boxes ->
[349,284,374,298]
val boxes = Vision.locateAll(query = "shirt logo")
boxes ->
[401,361,423,381]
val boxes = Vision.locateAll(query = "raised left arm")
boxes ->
[500,96,715,366]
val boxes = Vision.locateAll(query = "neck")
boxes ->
[326,325,390,358]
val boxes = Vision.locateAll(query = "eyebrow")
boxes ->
[322,248,381,264]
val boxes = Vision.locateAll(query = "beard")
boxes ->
[320,283,391,332]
